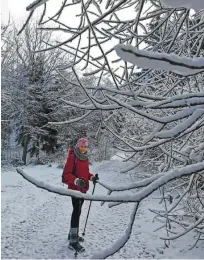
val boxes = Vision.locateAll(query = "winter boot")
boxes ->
[68,241,85,252]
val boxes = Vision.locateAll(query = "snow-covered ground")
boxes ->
[1,157,204,259]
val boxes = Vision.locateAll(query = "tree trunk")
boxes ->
[22,135,29,165]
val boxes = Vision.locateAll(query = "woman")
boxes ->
[63,138,98,252]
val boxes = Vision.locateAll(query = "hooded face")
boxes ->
[79,145,88,154]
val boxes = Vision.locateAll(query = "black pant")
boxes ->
[71,197,84,228]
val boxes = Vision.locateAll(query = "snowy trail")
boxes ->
[1,159,203,259]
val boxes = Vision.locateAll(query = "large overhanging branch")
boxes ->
[91,202,139,259]
[16,162,204,203]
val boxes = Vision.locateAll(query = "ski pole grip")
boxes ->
[93,174,99,185]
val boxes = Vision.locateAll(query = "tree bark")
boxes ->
[22,135,29,165]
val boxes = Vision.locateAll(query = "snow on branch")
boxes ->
[48,111,92,125]
[161,0,204,11]
[156,109,204,139]
[99,173,163,192]
[114,44,204,75]
[166,174,195,213]
[16,162,204,203]
[15,168,135,203]
[86,86,166,101]
[61,98,121,110]
[26,0,50,11]
[146,93,204,109]
[91,203,139,259]
[106,94,204,125]
[179,117,204,137]
[160,213,204,240]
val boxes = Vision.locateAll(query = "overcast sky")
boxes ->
[1,0,66,25]
[1,0,149,73]
[2,0,33,24]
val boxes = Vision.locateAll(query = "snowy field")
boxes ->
[1,157,204,259]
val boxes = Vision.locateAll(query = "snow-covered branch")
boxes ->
[91,203,139,259]
[115,44,204,76]
[155,108,204,139]
[161,0,204,11]
[48,111,92,125]
[16,162,204,202]
[26,0,50,11]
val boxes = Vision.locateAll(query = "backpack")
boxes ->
[62,154,77,184]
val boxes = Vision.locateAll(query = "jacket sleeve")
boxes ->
[63,152,76,185]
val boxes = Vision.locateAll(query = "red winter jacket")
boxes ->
[63,148,94,193]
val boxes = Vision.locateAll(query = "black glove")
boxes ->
[92,174,99,184]
[75,178,86,188]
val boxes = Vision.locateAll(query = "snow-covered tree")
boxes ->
[1,23,70,164]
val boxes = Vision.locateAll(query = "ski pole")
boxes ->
[82,174,98,236]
